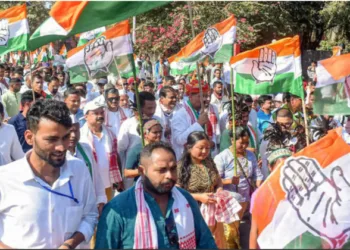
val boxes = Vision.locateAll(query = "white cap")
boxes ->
[274,93,283,102]
[118,89,127,96]
[83,101,105,115]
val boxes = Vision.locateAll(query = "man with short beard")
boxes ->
[80,101,124,201]
[64,88,85,127]
[95,142,217,249]
[0,99,98,248]
[210,81,229,114]
[46,76,64,101]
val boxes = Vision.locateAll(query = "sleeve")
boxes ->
[77,164,99,243]
[250,153,264,181]
[171,110,203,147]
[213,154,225,178]
[125,146,140,170]
[10,126,24,161]
[95,203,122,249]
[182,191,217,249]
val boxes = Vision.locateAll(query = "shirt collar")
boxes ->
[18,151,73,184]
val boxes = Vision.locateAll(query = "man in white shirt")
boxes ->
[20,72,32,94]
[104,88,132,137]
[67,120,106,216]
[0,102,24,165]
[92,77,108,105]
[46,76,64,101]
[118,89,130,109]
[80,101,124,201]
[154,86,181,143]
[210,81,229,115]
[0,99,98,249]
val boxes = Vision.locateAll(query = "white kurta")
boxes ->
[67,142,107,204]
[0,152,98,248]
[0,123,24,165]
[105,108,132,138]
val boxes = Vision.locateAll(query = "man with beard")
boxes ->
[64,88,85,127]
[80,101,124,201]
[104,88,132,137]
[95,142,217,249]
[46,76,64,101]
[210,81,229,115]
[1,78,22,117]
[32,74,51,99]
[0,99,98,248]
[154,86,181,144]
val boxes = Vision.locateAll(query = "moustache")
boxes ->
[96,117,104,122]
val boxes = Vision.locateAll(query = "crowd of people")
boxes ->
[0,53,348,249]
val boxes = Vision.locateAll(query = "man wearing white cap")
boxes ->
[80,101,124,201]
[272,93,283,113]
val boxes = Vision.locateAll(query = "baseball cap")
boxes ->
[83,101,105,115]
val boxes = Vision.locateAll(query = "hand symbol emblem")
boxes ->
[0,19,9,46]
[281,157,350,248]
[252,47,277,84]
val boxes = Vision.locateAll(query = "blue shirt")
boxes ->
[8,111,31,153]
[95,185,217,249]
[257,109,272,134]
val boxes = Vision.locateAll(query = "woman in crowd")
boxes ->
[214,126,264,248]
[176,131,227,248]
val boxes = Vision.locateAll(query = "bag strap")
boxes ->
[236,157,255,192]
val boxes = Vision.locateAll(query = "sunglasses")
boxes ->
[107,97,120,102]
[165,216,179,246]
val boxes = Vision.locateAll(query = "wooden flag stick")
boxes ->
[302,98,310,146]
[230,67,238,176]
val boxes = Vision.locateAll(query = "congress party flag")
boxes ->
[59,44,67,59]
[48,42,55,60]
[252,128,350,249]
[38,46,48,62]
[30,50,38,64]
[0,4,29,55]
[230,36,304,98]
[28,1,168,50]
[332,46,342,57]
[66,20,135,84]
[315,53,350,88]
[77,27,106,47]
[169,15,236,75]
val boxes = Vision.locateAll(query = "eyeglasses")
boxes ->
[107,97,120,102]
[165,216,179,246]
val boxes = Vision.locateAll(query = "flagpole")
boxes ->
[187,1,204,110]
[302,98,310,146]
[131,55,145,147]
[230,67,237,176]
[28,51,36,102]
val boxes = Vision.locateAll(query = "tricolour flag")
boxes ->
[252,128,350,249]
[230,36,303,98]
[66,20,135,84]
[0,4,29,55]
[332,46,342,57]
[28,1,168,50]
[38,46,48,62]
[77,27,106,47]
[169,15,236,76]
[59,44,67,59]
[315,53,350,88]
[48,42,55,60]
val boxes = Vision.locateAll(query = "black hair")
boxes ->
[214,68,221,74]
[258,95,272,106]
[143,81,155,89]
[21,90,41,106]
[283,92,291,103]
[165,75,175,82]
[0,102,3,116]
[27,99,72,133]
[137,91,156,107]
[50,76,59,82]
[104,88,119,97]
[213,81,223,88]
[64,88,81,99]
[159,86,175,98]
[0,65,4,70]
[178,131,211,190]
[243,94,253,103]
[276,108,293,119]
[228,126,250,140]
[14,70,23,75]
[140,141,176,166]
[32,74,43,81]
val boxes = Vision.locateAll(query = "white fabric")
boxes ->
[105,108,132,137]
[133,178,196,249]
[19,84,31,94]
[45,90,64,102]
[67,143,107,204]
[171,104,204,160]
[92,94,106,106]
[83,100,104,115]
[0,123,24,165]
[80,124,111,189]
[0,152,98,248]
[210,93,229,114]
[127,91,135,102]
